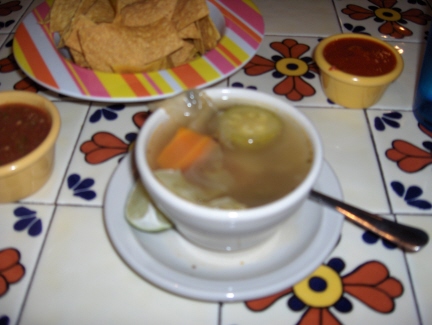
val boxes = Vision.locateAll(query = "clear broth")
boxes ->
[147,94,313,208]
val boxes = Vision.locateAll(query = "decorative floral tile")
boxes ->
[302,108,389,213]
[228,36,330,107]
[18,101,89,204]
[221,219,419,325]
[253,0,341,36]
[0,0,31,35]
[19,206,218,325]
[368,109,432,214]
[333,0,432,42]
[0,203,54,325]
[56,103,150,206]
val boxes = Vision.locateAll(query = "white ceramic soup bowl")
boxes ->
[135,88,323,251]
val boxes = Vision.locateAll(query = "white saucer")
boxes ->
[104,154,344,302]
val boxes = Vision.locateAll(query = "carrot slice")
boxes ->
[156,127,218,170]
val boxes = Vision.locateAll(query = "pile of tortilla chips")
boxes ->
[49,0,221,73]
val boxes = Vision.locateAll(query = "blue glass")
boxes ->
[414,24,432,131]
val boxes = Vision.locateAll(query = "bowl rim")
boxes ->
[314,33,404,86]
[0,91,61,176]
[134,88,323,223]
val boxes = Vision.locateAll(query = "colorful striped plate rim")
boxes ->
[13,0,264,102]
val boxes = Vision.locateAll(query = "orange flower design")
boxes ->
[246,258,403,325]
[244,39,318,101]
[342,0,431,39]
[80,111,150,164]
[0,248,25,297]
[386,124,432,172]
[0,1,22,16]
[0,53,18,72]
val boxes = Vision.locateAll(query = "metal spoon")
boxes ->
[310,190,429,252]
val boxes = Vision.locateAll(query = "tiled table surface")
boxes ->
[1,0,432,324]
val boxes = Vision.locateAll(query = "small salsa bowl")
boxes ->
[134,88,323,252]
[0,91,61,203]
[314,33,404,109]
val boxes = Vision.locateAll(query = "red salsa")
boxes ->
[0,104,52,166]
[323,38,397,77]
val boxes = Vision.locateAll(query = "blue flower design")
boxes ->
[407,0,427,5]
[288,258,353,313]
[125,132,137,143]
[0,315,10,325]
[343,23,370,35]
[13,207,42,237]
[0,20,14,29]
[374,112,402,131]
[89,104,125,123]
[362,230,397,249]
[67,174,96,200]
[231,82,257,90]
[391,181,432,209]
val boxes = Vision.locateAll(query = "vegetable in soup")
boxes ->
[148,99,313,209]
[0,104,52,166]
[323,38,396,77]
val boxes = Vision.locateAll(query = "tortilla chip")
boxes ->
[54,0,99,46]
[169,40,197,67]
[110,0,142,15]
[64,15,96,53]
[178,23,200,39]
[70,48,91,68]
[50,0,219,72]
[75,0,98,16]
[79,17,183,72]
[49,0,81,33]
[115,0,173,27]
[86,0,115,23]
[172,0,209,30]
[197,15,220,51]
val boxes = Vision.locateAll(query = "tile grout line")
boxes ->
[15,204,58,325]
[363,108,394,215]
[364,108,425,325]
[52,101,93,205]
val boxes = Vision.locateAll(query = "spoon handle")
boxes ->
[310,190,429,252]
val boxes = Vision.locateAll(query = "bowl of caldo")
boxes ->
[134,88,323,251]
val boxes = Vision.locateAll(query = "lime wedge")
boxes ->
[125,180,172,232]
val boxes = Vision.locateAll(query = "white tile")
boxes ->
[303,108,389,213]
[254,0,340,36]
[19,206,218,325]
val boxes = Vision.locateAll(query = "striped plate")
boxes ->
[13,0,264,102]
